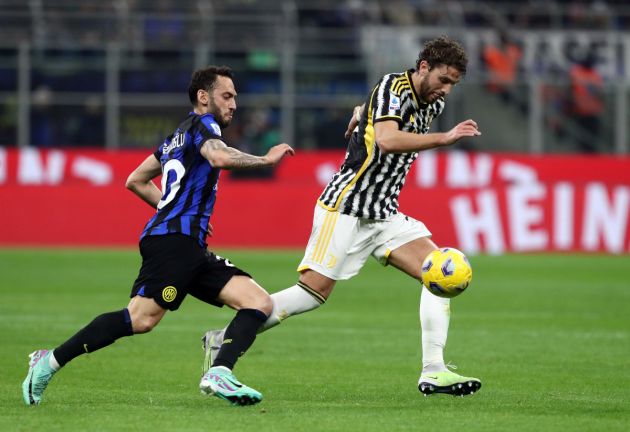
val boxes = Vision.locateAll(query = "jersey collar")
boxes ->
[405,69,428,109]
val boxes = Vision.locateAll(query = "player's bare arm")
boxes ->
[374,119,481,154]
[200,138,295,169]
[126,154,163,208]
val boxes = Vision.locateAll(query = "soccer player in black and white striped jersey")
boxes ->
[203,37,483,396]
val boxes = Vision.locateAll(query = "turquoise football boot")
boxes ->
[200,366,262,406]
[22,349,58,405]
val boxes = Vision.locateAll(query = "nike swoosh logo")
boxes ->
[224,376,242,388]
[28,376,35,404]
[423,376,439,380]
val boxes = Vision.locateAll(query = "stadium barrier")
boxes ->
[1,148,629,253]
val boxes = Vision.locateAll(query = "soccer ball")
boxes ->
[421,247,472,298]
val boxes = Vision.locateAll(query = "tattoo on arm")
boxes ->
[221,146,267,168]
[203,138,228,152]
[202,138,267,169]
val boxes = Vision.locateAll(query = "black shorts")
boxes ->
[130,234,251,311]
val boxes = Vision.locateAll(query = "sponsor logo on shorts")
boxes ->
[162,286,177,302]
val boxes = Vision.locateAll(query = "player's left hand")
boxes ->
[263,143,295,166]
[441,119,481,146]
[208,222,214,237]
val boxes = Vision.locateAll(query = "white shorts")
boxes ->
[297,204,432,280]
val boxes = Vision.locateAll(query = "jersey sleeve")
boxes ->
[370,75,404,126]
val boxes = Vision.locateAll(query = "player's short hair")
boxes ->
[188,65,235,105]
[417,37,468,75]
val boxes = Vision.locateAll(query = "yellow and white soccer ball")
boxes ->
[421,247,472,298]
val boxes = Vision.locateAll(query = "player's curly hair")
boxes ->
[416,37,468,75]
[188,65,234,105]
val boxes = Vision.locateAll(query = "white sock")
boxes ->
[49,351,60,371]
[420,286,450,373]
[259,282,323,333]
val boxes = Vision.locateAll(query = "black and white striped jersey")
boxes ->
[318,69,445,220]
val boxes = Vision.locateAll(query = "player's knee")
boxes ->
[253,292,273,316]
[411,249,436,281]
[228,290,272,316]
[131,315,160,334]
[299,270,335,300]
[219,276,273,314]
[410,265,423,281]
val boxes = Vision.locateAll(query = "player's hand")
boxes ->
[441,119,481,146]
[344,104,364,139]
[207,222,214,237]
[263,143,295,166]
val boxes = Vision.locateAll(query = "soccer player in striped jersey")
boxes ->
[203,37,483,397]
[22,66,294,406]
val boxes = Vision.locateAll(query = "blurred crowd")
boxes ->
[2,0,628,49]
[0,0,624,152]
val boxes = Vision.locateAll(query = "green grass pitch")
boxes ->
[1,249,629,431]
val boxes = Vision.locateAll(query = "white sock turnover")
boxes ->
[49,351,60,371]
[259,282,324,333]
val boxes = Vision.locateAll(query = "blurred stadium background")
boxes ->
[2,2,629,430]
[0,0,629,251]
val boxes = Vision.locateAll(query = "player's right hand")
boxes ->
[442,119,481,146]
[264,143,295,166]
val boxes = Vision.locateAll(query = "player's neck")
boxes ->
[193,105,210,116]
[410,70,426,104]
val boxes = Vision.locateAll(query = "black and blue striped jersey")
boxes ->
[140,112,223,248]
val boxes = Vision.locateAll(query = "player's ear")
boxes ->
[197,89,209,106]
[418,60,430,75]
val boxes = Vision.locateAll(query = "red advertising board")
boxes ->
[1,148,629,253]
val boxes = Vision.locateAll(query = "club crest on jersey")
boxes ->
[163,132,185,154]
[162,286,177,302]
[389,93,400,112]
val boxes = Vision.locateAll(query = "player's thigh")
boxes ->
[387,236,438,281]
[298,205,373,282]
[189,251,270,313]
[215,276,272,314]
[130,234,205,311]
[370,213,436,280]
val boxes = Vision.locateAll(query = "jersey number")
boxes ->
[215,255,235,267]
[158,159,185,210]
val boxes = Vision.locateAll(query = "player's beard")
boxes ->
[208,98,232,128]
[419,75,438,104]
